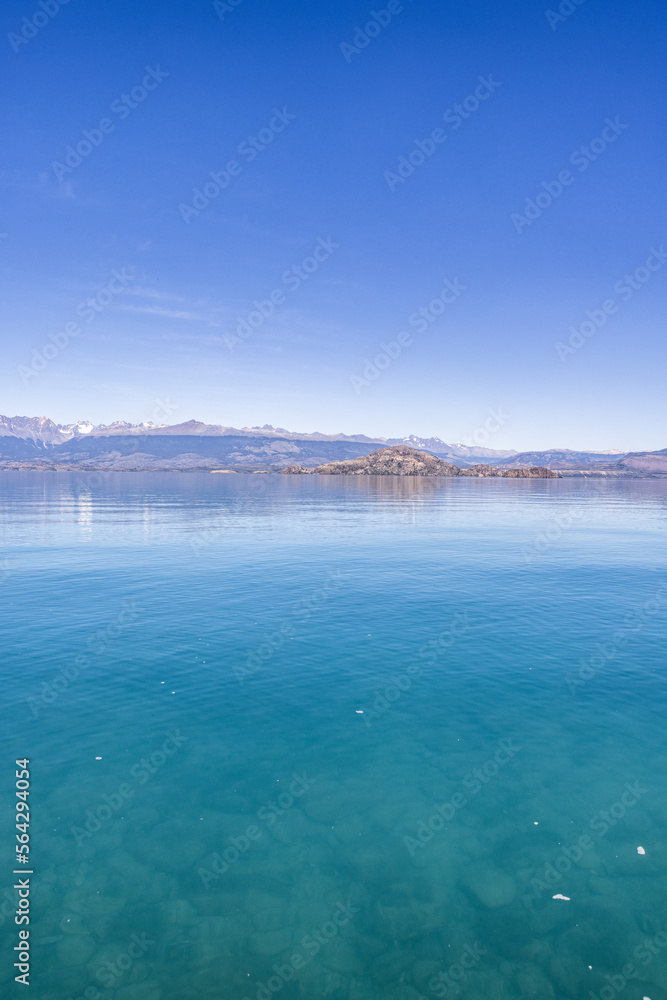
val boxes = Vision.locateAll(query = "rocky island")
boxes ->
[280,446,561,477]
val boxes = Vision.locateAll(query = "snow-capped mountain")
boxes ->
[0,416,169,445]
[0,415,641,472]
[387,435,518,459]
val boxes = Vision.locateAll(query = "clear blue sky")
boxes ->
[1,0,665,450]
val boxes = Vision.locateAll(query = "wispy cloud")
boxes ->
[124,285,187,302]
[120,304,207,321]
[115,282,345,352]
[0,169,76,200]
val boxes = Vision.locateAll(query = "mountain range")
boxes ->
[0,415,664,476]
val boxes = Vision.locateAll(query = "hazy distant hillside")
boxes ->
[0,414,663,475]
[0,433,394,471]
[617,449,667,474]
[494,449,629,469]
[0,415,524,468]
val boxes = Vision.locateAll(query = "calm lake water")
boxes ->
[1,472,666,1000]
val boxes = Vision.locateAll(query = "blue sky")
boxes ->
[1,0,665,450]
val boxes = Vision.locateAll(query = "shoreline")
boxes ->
[0,468,666,479]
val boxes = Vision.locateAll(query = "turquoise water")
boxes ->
[1,472,667,1000]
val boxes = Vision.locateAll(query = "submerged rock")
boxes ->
[62,891,126,918]
[515,962,555,998]
[549,954,589,997]
[371,948,415,985]
[56,934,95,966]
[322,936,365,975]
[59,913,90,935]
[114,985,162,1000]
[247,927,294,956]
[461,864,517,908]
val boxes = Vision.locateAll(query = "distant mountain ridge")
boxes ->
[612,448,667,475]
[0,415,385,446]
[386,435,518,460]
[0,414,663,475]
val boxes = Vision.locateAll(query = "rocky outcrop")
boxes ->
[279,447,561,477]
[459,465,502,477]
[502,466,560,479]
[299,447,461,477]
